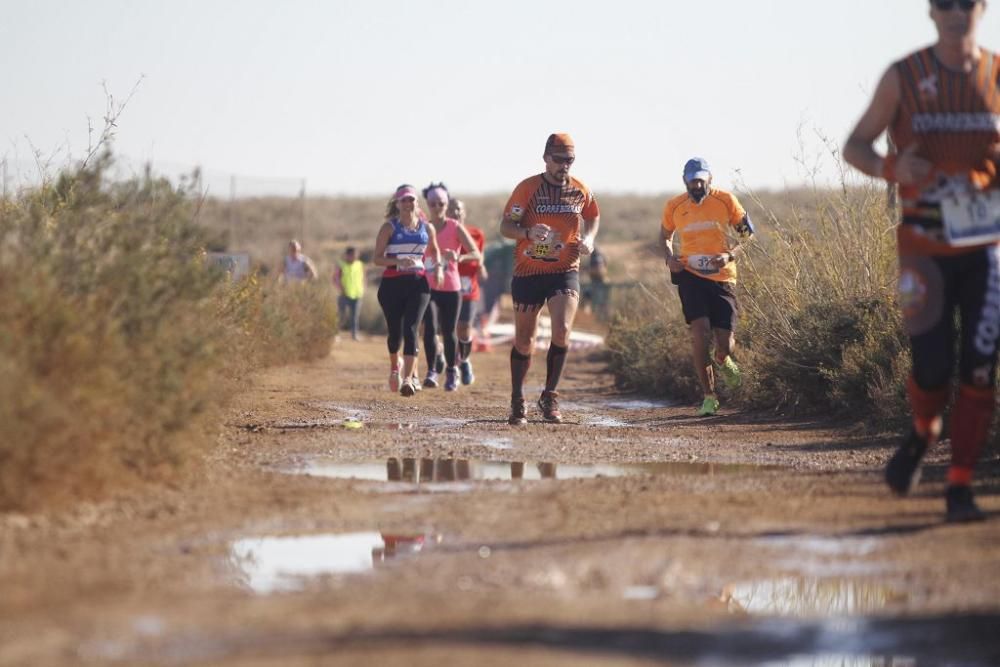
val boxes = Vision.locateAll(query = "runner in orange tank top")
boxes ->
[844,0,999,522]
[499,133,600,425]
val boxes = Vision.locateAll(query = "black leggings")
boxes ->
[378,275,431,357]
[422,290,461,368]
[901,247,1000,390]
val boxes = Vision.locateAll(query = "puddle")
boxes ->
[756,535,887,578]
[230,532,438,594]
[288,457,777,484]
[481,437,514,450]
[584,415,630,427]
[722,577,904,617]
[604,399,674,410]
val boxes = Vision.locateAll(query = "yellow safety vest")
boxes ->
[339,260,365,299]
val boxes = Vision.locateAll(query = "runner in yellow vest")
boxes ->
[335,246,365,341]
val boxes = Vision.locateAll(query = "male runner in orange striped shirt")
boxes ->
[844,0,999,522]
[500,133,600,425]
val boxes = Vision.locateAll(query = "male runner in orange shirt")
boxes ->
[499,133,600,425]
[844,0,999,522]
[661,158,754,416]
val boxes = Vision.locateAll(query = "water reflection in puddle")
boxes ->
[289,457,776,484]
[230,532,438,594]
[722,577,903,617]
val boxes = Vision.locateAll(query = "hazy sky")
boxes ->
[2,1,997,196]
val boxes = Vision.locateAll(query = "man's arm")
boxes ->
[579,216,600,255]
[843,66,930,186]
[661,226,684,272]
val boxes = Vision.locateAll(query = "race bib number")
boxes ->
[687,254,720,275]
[460,276,473,295]
[942,191,1000,247]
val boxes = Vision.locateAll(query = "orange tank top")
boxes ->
[890,47,1000,255]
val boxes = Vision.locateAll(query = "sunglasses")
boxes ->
[550,155,575,165]
[932,0,981,10]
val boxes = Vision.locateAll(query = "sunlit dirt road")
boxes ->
[2,335,999,666]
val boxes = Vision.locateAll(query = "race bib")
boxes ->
[460,276,473,295]
[942,191,1000,247]
[686,254,720,275]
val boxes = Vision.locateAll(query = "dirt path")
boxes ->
[2,336,999,666]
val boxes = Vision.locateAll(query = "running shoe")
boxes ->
[945,485,987,523]
[696,396,720,416]
[389,366,400,393]
[537,390,563,424]
[460,359,475,385]
[423,371,439,389]
[508,397,527,426]
[444,367,459,392]
[718,356,742,389]
[400,378,416,397]
[434,352,446,374]
[885,429,928,496]
[411,376,422,392]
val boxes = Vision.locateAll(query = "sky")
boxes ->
[2,1,998,197]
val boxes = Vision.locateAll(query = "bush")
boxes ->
[0,155,335,510]
[605,146,908,425]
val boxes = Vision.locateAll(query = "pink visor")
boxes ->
[395,185,418,201]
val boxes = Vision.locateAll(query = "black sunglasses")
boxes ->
[550,155,575,165]
[932,0,981,10]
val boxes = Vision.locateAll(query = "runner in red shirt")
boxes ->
[449,198,488,385]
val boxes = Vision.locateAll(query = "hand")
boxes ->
[397,256,420,270]
[666,257,685,273]
[478,265,489,280]
[527,224,551,243]
[442,249,460,263]
[578,235,594,256]
[434,265,445,283]
[709,253,730,270]
[896,143,933,187]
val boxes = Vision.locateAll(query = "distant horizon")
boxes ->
[6,1,994,198]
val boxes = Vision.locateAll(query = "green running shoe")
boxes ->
[697,396,720,416]
[718,356,742,389]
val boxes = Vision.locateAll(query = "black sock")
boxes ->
[459,338,472,362]
[510,347,531,399]
[545,344,568,392]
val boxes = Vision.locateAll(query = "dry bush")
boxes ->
[0,155,335,510]
[606,152,908,423]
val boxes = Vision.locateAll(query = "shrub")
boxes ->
[605,147,908,425]
[0,155,335,510]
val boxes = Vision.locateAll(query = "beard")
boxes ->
[687,186,707,203]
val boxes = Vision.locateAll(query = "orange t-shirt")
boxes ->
[504,174,600,277]
[661,189,747,283]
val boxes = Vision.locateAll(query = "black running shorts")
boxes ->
[511,271,580,309]
[676,270,738,330]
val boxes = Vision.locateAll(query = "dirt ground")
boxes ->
[2,327,1000,666]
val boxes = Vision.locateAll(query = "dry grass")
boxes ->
[0,155,335,510]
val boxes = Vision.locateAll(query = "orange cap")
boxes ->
[544,133,575,155]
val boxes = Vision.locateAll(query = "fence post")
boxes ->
[300,178,307,245]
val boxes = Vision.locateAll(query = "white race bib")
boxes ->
[686,254,720,275]
[942,191,1000,247]
[460,276,473,295]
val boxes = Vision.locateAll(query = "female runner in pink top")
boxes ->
[420,182,482,391]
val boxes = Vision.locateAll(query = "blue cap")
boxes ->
[683,157,711,182]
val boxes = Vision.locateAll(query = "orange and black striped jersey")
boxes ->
[504,174,600,277]
[890,47,1000,255]
[661,189,748,283]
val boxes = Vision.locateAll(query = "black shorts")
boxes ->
[511,271,580,309]
[675,270,738,330]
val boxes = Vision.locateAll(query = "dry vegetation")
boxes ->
[0,155,335,510]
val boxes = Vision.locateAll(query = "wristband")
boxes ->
[881,154,898,183]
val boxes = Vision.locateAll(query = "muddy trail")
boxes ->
[2,335,1000,666]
